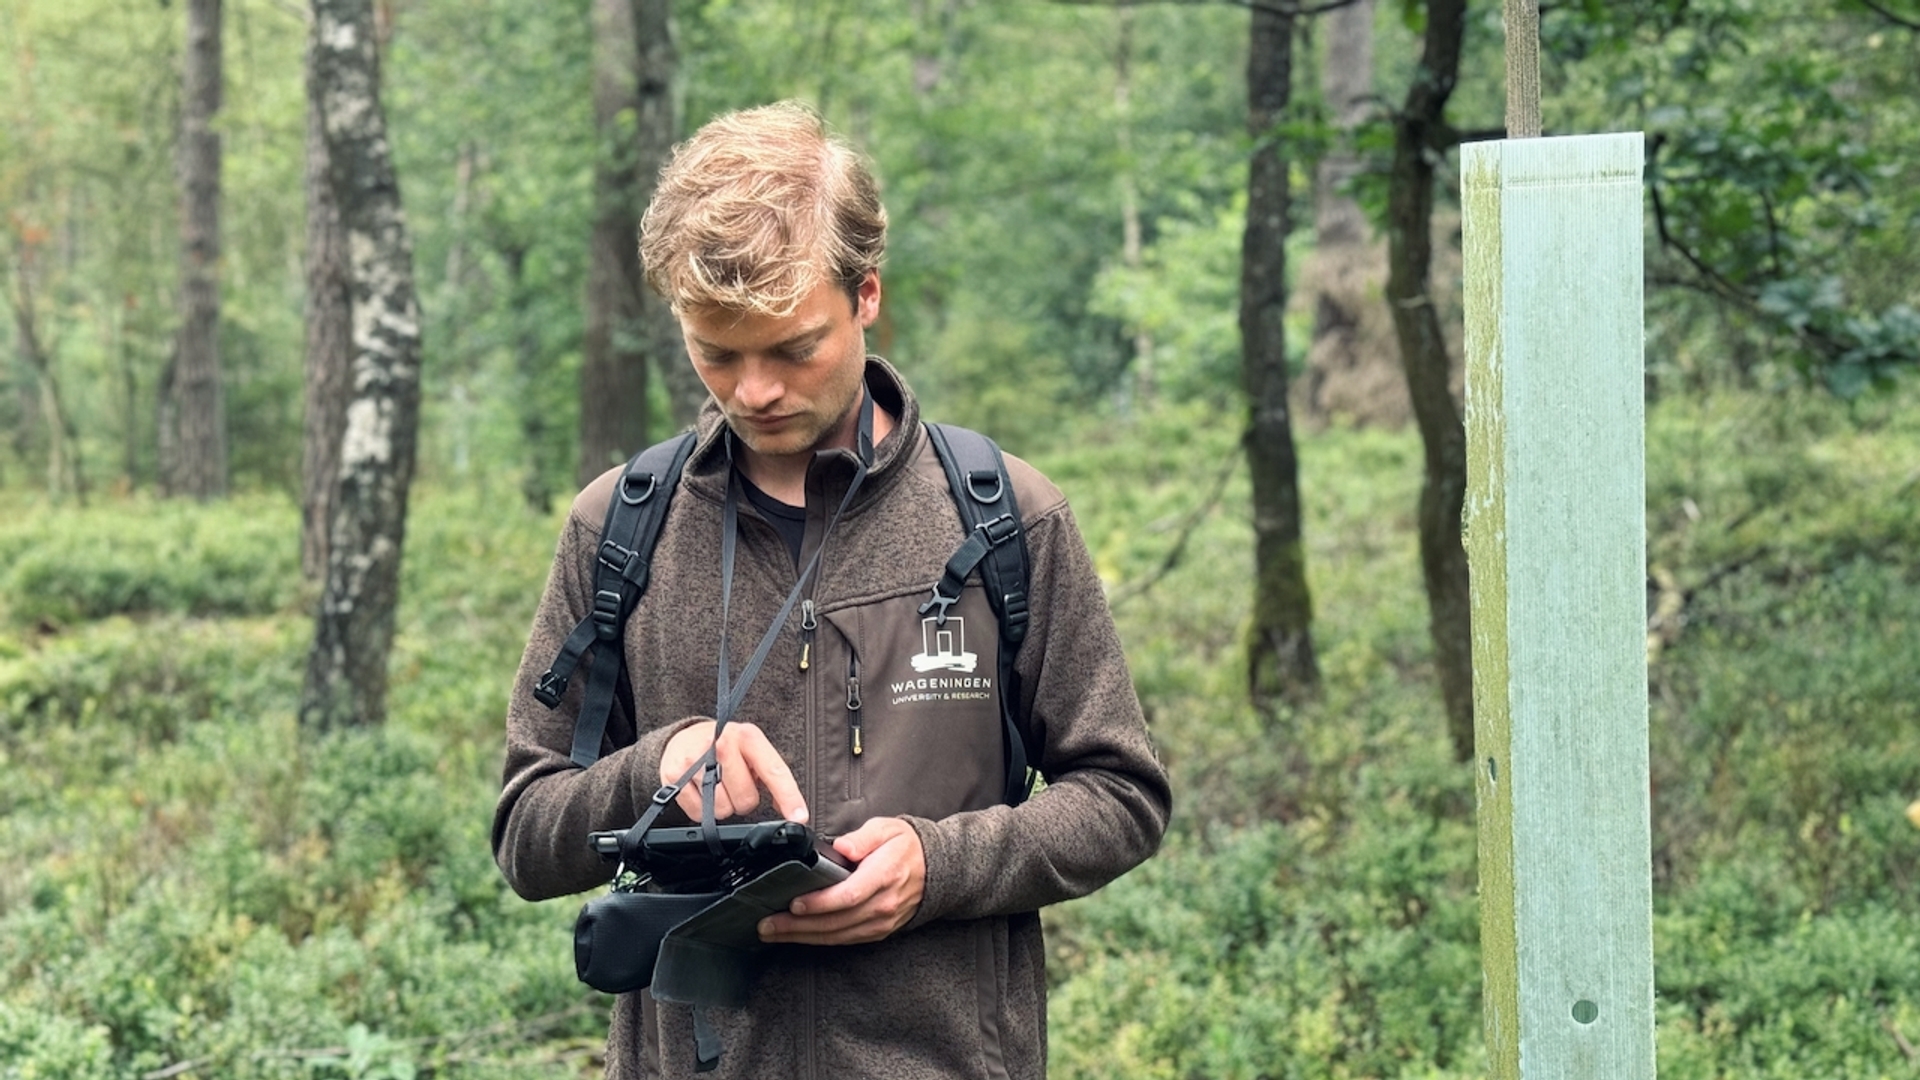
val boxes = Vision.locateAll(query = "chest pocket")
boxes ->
[816,585,1006,836]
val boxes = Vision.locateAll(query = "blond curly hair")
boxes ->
[640,101,888,318]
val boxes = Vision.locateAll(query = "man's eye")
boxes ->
[780,347,817,363]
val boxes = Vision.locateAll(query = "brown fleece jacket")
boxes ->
[494,360,1170,1080]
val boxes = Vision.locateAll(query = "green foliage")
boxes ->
[4,1,1919,1071]
[0,0,308,494]
[0,495,301,625]
[1635,386,1920,1076]
[1656,897,1920,1079]
[388,0,598,498]
[1088,195,1247,408]
[1041,385,1920,1078]
[2,390,1917,1075]
[0,490,594,1078]
[1050,796,1482,1080]
[1543,0,1920,388]
[0,1000,113,1080]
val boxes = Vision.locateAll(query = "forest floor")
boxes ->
[1,383,1916,1078]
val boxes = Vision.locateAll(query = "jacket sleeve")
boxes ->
[903,496,1171,925]
[491,497,700,901]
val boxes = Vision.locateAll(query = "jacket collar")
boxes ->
[681,356,924,510]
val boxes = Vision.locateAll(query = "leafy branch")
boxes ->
[1645,132,1920,391]
[1854,0,1920,32]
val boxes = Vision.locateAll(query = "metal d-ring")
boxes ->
[966,469,1002,505]
[619,470,657,506]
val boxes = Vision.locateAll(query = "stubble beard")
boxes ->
[730,374,863,463]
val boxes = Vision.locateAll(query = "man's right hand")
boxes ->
[658,721,808,824]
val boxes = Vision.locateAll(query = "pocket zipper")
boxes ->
[799,598,817,671]
[846,654,863,757]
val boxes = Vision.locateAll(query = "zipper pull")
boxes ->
[846,658,863,756]
[799,599,817,671]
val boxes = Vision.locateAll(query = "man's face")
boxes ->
[681,273,881,462]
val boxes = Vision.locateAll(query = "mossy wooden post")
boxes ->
[1462,132,1653,1079]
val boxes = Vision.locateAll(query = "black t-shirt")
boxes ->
[739,472,805,567]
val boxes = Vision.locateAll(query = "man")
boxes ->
[493,101,1169,1080]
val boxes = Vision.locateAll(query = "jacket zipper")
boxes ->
[799,598,817,671]
[846,653,863,800]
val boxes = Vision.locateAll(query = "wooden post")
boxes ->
[1462,132,1653,1080]
[1504,0,1542,138]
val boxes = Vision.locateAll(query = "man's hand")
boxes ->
[757,817,925,946]
[658,721,807,824]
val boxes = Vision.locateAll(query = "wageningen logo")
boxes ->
[890,616,993,704]
[911,615,977,673]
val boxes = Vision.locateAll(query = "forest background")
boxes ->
[2,0,1919,1077]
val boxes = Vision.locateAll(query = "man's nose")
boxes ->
[733,357,784,411]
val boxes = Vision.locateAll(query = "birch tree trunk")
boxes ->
[301,0,424,730]
[581,0,652,484]
[1387,0,1473,760]
[169,0,228,500]
[301,34,352,581]
[1242,4,1320,709]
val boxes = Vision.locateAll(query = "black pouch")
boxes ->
[648,859,849,1006]
[574,890,724,995]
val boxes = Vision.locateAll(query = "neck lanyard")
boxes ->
[616,392,876,868]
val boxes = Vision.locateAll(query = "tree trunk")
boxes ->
[1386,0,1472,760]
[6,255,84,503]
[169,0,228,500]
[118,330,139,488]
[1299,0,1407,429]
[301,36,353,581]
[301,0,425,730]
[505,244,556,514]
[156,350,179,493]
[581,0,652,484]
[1115,4,1154,408]
[634,0,700,434]
[1242,4,1320,709]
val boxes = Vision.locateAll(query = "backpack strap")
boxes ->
[921,423,1037,806]
[532,432,698,768]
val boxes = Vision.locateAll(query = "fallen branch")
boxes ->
[1882,1015,1918,1062]
[1110,445,1241,610]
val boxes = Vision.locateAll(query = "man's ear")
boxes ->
[855,272,881,329]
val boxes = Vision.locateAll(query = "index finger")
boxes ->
[732,727,808,824]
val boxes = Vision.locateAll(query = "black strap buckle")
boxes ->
[533,670,567,708]
[599,539,636,574]
[918,589,961,625]
[599,540,650,589]
[591,588,623,639]
[979,512,1019,546]
[1002,590,1030,644]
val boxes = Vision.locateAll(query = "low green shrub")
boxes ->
[0,1000,114,1080]
[0,495,301,625]
[3,385,1917,1077]
[1655,889,1920,1080]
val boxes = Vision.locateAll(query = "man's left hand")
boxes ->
[757,817,925,946]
